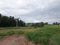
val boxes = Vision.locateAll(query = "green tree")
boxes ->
[53,22,59,25]
[32,22,44,27]
[0,13,26,27]
[18,20,25,27]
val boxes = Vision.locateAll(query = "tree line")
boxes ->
[53,22,60,25]
[0,13,60,27]
[0,13,48,27]
[26,22,48,27]
[0,14,25,27]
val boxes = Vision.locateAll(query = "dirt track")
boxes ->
[0,35,35,45]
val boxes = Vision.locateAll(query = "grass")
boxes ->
[0,25,60,45]
[0,31,23,38]
[0,27,39,39]
[0,27,39,33]
[25,25,60,45]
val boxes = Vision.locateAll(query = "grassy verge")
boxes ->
[25,25,60,45]
[0,30,25,39]
[0,25,60,45]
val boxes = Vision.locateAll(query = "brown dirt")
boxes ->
[0,35,36,45]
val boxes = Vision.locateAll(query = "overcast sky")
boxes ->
[0,0,60,23]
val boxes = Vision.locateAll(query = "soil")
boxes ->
[0,35,36,45]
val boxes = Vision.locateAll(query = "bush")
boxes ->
[32,22,44,27]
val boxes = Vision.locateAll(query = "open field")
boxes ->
[0,25,60,45]
[0,27,40,32]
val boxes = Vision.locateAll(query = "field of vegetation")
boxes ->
[0,25,60,45]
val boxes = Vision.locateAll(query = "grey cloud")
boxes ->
[0,0,60,23]
[19,0,60,23]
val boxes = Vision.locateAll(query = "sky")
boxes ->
[0,0,60,23]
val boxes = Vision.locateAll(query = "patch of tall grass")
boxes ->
[0,30,24,39]
[0,25,60,45]
[25,25,60,45]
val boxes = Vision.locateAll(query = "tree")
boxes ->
[0,14,2,18]
[40,22,44,27]
[1,16,9,27]
[0,14,2,27]
[31,22,44,27]
[53,22,59,25]
[44,22,48,25]
[9,16,16,27]
[18,20,25,27]
[0,13,26,27]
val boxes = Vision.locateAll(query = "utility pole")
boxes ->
[16,19,19,27]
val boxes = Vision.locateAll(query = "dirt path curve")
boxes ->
[0,35,35,45]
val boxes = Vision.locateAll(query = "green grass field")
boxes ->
[0,25,60,45]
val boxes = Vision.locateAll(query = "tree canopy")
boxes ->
[0,14,25,27]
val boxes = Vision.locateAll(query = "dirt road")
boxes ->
[0,35,35,45]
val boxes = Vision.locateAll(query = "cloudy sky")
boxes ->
[0,0,60,23]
